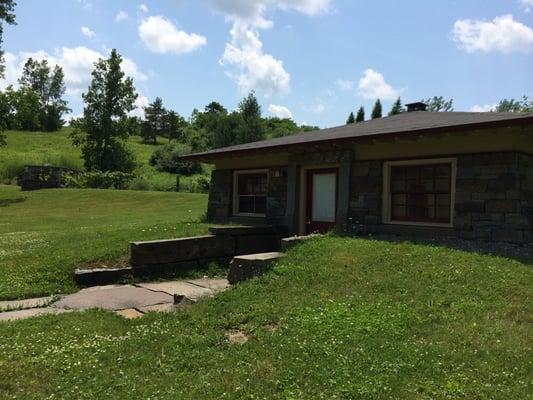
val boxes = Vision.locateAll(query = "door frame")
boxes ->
[303,167,339,234]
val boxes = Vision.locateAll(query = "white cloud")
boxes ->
[268,104,293,119]
[220,21,290,96]
[452,15,533,53]
[138,4,148,13]
[520,0,533,12]
[130,95,149,118]
[139,16,207,55]
[115,11,128,22]
[334,79,354,91]
[1,47,147,95]
[81,26,95,38]
[357,69,399,100]
[211,1,330,97]
[470,104,497,112]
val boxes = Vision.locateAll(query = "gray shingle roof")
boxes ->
[181,111,533,161]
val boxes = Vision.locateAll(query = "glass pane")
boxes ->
[435,179,450,192]
[391,180,405,193]
[435,165,450,178]
[392,194,406,205]
[312,173,336,222]
[239,196,254,213]
[255,196,266,214]
[436,206,451,220]
[238,173,267,195]
[392,205,406,218]
[405,167,418,179]
[436,194,451,206]
[420,166,435,179]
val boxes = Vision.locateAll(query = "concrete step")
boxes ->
[227,252,285,284]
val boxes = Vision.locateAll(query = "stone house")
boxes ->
[181,103,533,244]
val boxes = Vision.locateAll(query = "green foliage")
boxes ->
[388,97,405,116]
[149,143,202,175]
[142,97,166,144]
[64,171,134,189]
[127,176,152,191]
[371,99,382,119]
[236,91,264,144]
[423,96,454,112]
[263,117,305,138]
[17,58,70,131]
[495,96,533,112]
[181,174,210,193]
[346,112,355,124]
[71,49,137,173]
[5,86,41,130]
[0,0,16,79]
[0,233,530,398]
[355,106,365,122]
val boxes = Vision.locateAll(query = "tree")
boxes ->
[8,86,40,131]
[18,58,69,131]
[355,106,365,123]
[163,110,187,143]
[371,99,382,119]
[236,91,264,144]
[423,96,454,112]
[142,97,166,144]
[264,117,301,138]
[389,97,404,116]
[71,49,137,173]
[0,0,16,79]
[346,112,355,124]
[495,96,533,112]
[0,0,16,146]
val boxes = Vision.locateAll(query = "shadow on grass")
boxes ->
[346,232,533,264]
[0,196,27,207]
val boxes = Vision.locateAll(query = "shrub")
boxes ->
[0,160,26,183]
[64,171,134,190]
[149,143,202,175]
[183,175,210,193]
[127,177,152,191]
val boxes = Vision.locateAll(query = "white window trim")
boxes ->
[233,169,269,218]
[382,158,457,228]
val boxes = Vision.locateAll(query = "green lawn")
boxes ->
[0,185,209,300]
[0,129,210,191]
[0,235,531,399]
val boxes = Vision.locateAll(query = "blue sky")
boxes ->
[2,0,532,127]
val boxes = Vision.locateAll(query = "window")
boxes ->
[234,170,268,216]
[384,159,455,226]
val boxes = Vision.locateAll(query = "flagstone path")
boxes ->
[0,278,229,322]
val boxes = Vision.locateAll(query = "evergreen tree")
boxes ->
[236,91,264,144]
[163,110,187,143]
[371,99,382,119]
[355,106,365,123]
[346,111,355,124]
[388,97,404,116]
[71,49,137,172]
[142,97,166,144]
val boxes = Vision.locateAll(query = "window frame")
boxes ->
[233,169,269,217]
[382,158,456,228]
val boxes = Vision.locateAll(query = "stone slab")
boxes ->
[0,307,71,322]
[53,285,173,311]
[281,235,321,251]
[137,281,213,300]
[139,303,177,313]
[187,278,229,293]
[233,252,284,261]
[0,296,55,312]
[209,225,287,236]
[115,308,144,319]
[228,252,284,284]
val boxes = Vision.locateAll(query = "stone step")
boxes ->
[227,252,285,284]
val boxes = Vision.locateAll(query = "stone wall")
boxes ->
[454,152,531,243]
[17,165,78,191]
[519,153,533,243]
[207,170,233,220]
[346,160,382,233]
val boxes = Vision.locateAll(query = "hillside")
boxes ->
[0,129,210,192]
[0,234,531,398]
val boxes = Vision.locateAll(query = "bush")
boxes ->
[0,160,26,183]
[182,175,210,193]
[127,177,152,191]
[149,143,202,175]
[64,171,134,190]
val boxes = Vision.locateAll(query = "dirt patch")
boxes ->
[77,255,130,270]
[226,330,249,345]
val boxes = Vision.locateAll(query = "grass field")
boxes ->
[0,129,210,192]
[0,185,209,300]
[0,235,531,399]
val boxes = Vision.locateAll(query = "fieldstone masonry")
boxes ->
[454,152,532,243]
